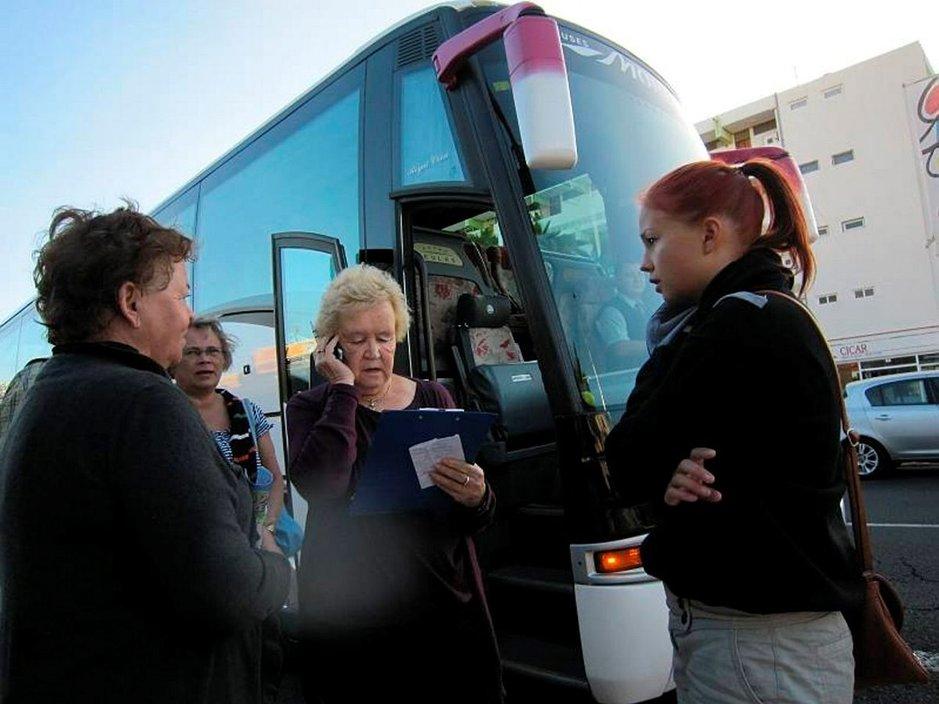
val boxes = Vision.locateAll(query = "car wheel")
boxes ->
[856,439,892,479]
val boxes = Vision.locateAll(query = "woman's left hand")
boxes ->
[431,457,487,508]
[664,447,722,507]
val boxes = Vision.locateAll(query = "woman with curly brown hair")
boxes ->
[0,204,290,704]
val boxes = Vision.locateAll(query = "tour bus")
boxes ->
[0,3,816,702]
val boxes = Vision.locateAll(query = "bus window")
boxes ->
[152,186,198,237]
[0,316,21,397]
[479,26,708,421]
[195,75,362,313]
[397,64,466,186]
[153,187,200,295]
[218,312,278,414]
[15,306,51,370]
[278,246,340,399]
[0,305,52,398]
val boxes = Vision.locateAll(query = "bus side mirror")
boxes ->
[504,16,578,170]
[433,2,577,170]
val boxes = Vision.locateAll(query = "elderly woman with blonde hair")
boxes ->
[286,264,502,704]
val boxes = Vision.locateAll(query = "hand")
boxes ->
[430,457,487,508]
[314,335,355,386]
[260,527,283,555]
[664,447,722,507]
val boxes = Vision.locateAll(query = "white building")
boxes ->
[696,43,938,383]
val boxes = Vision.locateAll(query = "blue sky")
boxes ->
[1,0,935,321]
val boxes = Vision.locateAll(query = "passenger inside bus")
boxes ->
[591,260,654,370]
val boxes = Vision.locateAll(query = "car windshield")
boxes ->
[479,26,708,420]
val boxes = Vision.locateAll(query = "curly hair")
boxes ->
[34,202,193,345]
[314,264,411,342]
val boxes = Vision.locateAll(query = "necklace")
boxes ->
[363,378,393,411]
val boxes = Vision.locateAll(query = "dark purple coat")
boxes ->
[286,379,503,702]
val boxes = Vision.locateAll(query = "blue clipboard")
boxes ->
[349,409,497,515]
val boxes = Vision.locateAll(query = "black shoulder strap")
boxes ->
[757,290,872,573]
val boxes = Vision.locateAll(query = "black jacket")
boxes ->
[0,342,291,703]
[606,249,865,614]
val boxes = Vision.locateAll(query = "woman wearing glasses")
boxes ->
[172,316,289,703]
[172,316,285,551]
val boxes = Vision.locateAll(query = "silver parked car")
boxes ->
[844,370,939,478]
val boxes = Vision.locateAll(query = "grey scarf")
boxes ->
[645,304,697,354]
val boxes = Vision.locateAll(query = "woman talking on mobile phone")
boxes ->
[286,264,503,704]
[605,159,865,703]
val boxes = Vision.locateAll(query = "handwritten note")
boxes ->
[408,434,465,489]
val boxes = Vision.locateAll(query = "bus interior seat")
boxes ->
[412,226,494,384]
[427,275,481,356]
[452,293,554,463]
[483,245,539,359]
[455,293,523,366]
[462,240,498,292]
[485,245,522,311]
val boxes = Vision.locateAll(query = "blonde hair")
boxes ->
[314,264,411,342]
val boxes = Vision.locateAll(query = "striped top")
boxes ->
[212,396,272,471]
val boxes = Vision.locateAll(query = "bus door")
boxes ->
[271,232,348,536]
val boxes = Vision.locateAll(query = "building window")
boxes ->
[752,119,777,135]
[854,287,875,299]
[823,85,843,99]
[790,97,807,110]
[832,150,854,165]
[842,217,865,231]
[817,225,829,237]
[733,130,751,149]
[799,160,819,174]
[918,353,939,371]
[818,293,838,305]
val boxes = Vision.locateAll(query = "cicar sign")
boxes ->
[838,343,870,359]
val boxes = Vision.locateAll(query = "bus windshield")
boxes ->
[479,24,708,420]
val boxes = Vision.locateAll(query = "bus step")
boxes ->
[509,503,571,567]
[516,503,565,518]
[499,631,592,699]
[487,565,580,646]
[488,564,573,595]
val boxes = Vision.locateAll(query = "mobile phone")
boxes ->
[333,343,345,362]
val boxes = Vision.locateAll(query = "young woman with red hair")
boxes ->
[605,159,864,703]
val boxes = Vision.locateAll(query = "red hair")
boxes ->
[641,158,815,295]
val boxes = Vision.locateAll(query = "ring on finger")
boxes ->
[462,475,470,486]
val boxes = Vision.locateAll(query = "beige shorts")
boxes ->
[665,589,854,704]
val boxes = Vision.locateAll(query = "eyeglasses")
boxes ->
[183,346,224,359]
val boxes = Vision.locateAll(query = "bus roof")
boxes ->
[151,1,677,216]
[150,1,500,216]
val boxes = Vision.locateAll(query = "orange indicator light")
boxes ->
[595,547,643,574]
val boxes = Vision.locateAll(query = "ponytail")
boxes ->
[642,158,816,297]
[739,159,816,295]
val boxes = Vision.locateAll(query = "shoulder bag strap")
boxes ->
[757,290,873,572]
[244,397,259,447]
